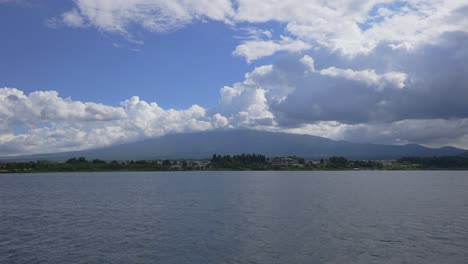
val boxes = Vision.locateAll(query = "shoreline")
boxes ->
[2,168,468,174]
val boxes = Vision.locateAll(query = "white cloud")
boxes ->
[62,9,87,28]
[233,37,311,63]
[120,96,214,137]
[235,0,468,56]
[0,88,232,155]
[0,63,288,155]
[0,0,28,5]
[234,27,273,40]
[0,88,127,130]
[338,118,468,149]
[214,65,276,126]
[319,67,407,89]
[299,55,315,73]
[299,54,407,89]
[281,118,468,149]
[59,0,234,34]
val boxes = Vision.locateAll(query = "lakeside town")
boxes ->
[1,154,468,173]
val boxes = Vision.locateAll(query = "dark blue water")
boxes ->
[1,171,468,264]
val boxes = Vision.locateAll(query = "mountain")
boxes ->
[1,130,466,162]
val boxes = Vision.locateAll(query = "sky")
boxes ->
[1,0,468,155]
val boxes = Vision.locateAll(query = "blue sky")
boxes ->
[0,1,261,108]
[1,0,468,155]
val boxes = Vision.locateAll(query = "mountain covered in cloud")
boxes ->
[1,1,468,156]
[2,130,465,162]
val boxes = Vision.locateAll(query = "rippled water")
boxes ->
[1,171,468,263]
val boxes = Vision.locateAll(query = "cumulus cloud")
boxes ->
[213,31,468,147]
[0,88,233,155]
[213,65,276,126]
[0,88,127,129]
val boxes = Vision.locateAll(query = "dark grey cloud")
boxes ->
[266,31,468,126]
[339,118,468,148]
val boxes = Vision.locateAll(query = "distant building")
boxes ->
[271,157,299,167]
[192,160,210,168]
[378,160,396,166]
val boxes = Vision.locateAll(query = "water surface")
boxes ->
[1,171,468,263]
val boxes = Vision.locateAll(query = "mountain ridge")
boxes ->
[1,130,465,162]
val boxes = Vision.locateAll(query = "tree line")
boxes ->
[2,155,468,173]
[211,153,267,169]
[398,156,468,169]
[0,157,208,173]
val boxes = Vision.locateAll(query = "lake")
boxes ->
[1,171,468,263]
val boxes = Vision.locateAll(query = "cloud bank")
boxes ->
[2,30,468,155]
[2,0,468,155]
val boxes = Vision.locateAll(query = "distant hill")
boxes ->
[1,130,466,161]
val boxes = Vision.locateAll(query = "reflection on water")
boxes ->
[1,171,468,263]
